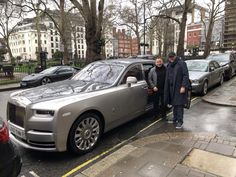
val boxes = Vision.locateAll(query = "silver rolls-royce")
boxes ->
[7,59,155,154]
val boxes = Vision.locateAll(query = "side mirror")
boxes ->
[126,76,137,87]
[210,66,215,72]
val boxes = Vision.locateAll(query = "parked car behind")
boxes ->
[206,52,236,80]
[186,59,224,95]
[20,65,80,87]
[0,117,22,177]
[8,59,156,154]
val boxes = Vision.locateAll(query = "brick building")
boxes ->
[113,28,139,57]
[187,23,203,49]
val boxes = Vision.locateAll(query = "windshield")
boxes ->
[71,63,124,84]
[186,60,208,72]
[207,54,229,62]
[40,67,58,74]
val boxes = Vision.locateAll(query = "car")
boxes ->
[0,117,22,177]
[186,59,224,95]
[7,59,156,154]
[20,65,80,87]
[206,52,236,80]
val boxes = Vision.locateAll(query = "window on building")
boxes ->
[45,47,47,51]
[50,30,53,35]
[35,40,37,44]
[51,49,54,54]
[56,43,59,48]
[49,23,53,28]
[55,37,58,42]
[51,37,53,41]
[194,32,196,37]
[23,48,26,52]
[44,40,46,44]
[51,43,54,47]
[36,47,38,52]
[55,31,58,35]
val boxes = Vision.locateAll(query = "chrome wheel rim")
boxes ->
[220,76,224,85]
[74,117,100,151]
[203,82,208,95]
[42,78,51,85]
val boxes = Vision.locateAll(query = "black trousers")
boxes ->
[173,105,184,123]
[153,92,166,117]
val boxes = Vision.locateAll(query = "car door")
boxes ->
[114,64,148,124]
[208,62,218,87]
[231,53,236,74]
[54,67,74,81]
[213,61,222,83]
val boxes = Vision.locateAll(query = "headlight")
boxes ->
[191,80,200,85]
[34,110,55,116]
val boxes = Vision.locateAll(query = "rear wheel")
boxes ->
[201,81,208,96]
[67,113,102,154]
[219,75,224,85]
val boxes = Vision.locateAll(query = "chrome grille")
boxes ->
[8,103,25,127]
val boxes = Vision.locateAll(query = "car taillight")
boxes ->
[0,122,9,144]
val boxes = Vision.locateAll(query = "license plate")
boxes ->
[9,124,26,140]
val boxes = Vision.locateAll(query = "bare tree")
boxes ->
[202,0,225,57]
[69,0,105,64]
[0,1,22,64]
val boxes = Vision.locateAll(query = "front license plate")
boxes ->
[21,82,27,86]
[9,124,26,140]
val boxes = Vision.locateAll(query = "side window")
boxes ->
[57,67,72,74]
[121,65,143,84]
[213,61,220,69]
[143,63,154,85]
[209,62,215,71]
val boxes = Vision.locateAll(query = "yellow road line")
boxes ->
[62,96,199,177]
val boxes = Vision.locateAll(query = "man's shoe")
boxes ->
[176,122,183,129]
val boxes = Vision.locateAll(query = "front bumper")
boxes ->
[191,83,203,94]
[8,121,57,152]
[20,80,40,87]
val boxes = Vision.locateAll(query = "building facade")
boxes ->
[224,0,236,50]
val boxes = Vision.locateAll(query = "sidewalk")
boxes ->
[202,76,236,107]
[75,132,236,177]
[74,77,236,177]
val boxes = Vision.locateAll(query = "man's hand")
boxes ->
[153,87,158,92]
[180,87,186,93]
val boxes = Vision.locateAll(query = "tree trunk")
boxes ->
[177,0,192,57]
[5,38,14,64]
[204,20,214,58]
[158,38,162,57]
[35,9,42,63]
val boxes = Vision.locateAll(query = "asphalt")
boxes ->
[1,75,236,177]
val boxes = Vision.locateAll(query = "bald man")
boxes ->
[148,57,167,119]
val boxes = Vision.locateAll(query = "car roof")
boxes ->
[93,59,154,66]
[186,59,210,63]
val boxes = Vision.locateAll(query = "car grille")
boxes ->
[8,103,25,127]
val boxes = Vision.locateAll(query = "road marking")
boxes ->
[29,171,40,177]
[62,96,200,177]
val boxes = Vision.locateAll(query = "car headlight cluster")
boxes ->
[34,110,55,116]
[191,80,200,85]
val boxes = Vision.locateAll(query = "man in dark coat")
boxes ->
[164,52,190,129]
[148,57,166,119]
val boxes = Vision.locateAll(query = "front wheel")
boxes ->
[67,113,102,154]
[41,77,51,85]
[219,75,224,86]
[201,81,208,96]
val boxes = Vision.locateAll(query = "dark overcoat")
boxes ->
[164,57,190,106]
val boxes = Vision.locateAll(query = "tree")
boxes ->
[202,0,225,57]
[69,0,105,64]
[0,0,22,64]
[0,47,8,62]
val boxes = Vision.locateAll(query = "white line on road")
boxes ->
[29,171,40,177]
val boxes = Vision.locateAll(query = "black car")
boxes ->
[0,117,22,177]
[206,52,236,80]
[20,65,80,87]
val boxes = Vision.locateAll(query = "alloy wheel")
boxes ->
[41,77,51,85]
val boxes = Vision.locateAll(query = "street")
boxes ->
[1,84,236,177]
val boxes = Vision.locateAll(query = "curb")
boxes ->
[0,86,21,92]
[202,97,236,107]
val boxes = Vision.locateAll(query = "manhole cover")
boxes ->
[182,149,236,177]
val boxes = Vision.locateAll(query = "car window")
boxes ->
[209,62,215,71]
[213,61,220,69]
[206,54,230,62]
[57,67,72,74]
[72,63,124,84]
[121,65,143,84]
[186,60,208,72]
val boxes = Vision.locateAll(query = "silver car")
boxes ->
[7,59,155,154]
[186,59,224,95]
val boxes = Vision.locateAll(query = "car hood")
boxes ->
[22,73,44,81]
[189,71,207,80]
[219,61,229,67]
[12,80,112,103]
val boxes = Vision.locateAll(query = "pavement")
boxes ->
[1,74,236,177]
[73,77,236,177]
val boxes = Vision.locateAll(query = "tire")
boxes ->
[219,75,224,86]
[41,77,51,85]
[201,81,208,96]
[67,113,103,154]
[226,68,232,80]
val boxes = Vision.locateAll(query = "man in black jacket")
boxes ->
[164,52,190,129]
[148,57,166,119]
